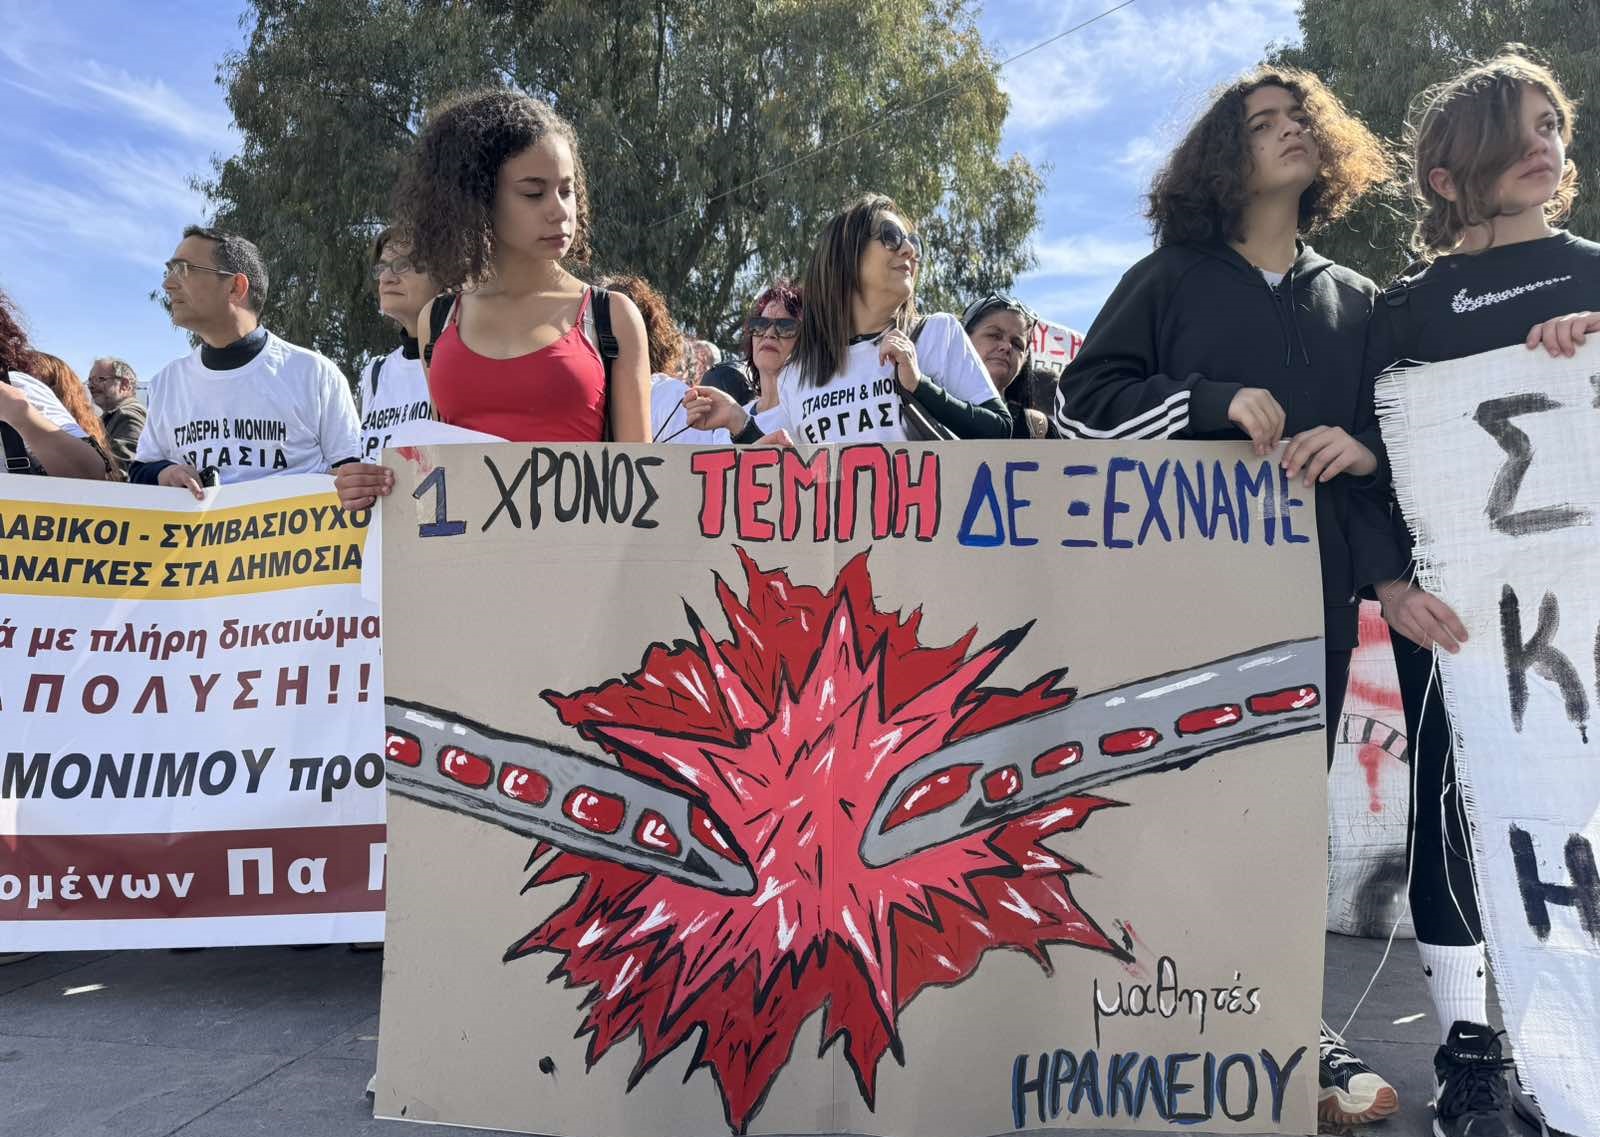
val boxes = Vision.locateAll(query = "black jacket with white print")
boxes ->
[1356,231,1600,590]
[1053,240,1382,649]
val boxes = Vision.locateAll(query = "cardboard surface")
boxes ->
[374,441,1327,1136]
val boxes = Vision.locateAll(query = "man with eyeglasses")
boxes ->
[86,357,146,469]
[129,225,360,497]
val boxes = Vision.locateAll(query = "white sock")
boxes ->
[1417,941,1489,1042]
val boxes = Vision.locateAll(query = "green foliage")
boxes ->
[1273,0,1600,283]
[203,0,1041,377]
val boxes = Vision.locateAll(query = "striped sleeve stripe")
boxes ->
[1053,390,1190,440]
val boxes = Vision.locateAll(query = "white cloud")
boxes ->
[996,0,1301,135]
[1025,234,1152,279]
[75,61,236,149]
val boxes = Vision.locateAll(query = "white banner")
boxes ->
[1377,342,1600,1135]
[0,475,386,949]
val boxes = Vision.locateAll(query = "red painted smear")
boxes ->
[499,764,552,806]
[981,765,1022,803]
[1100,728,1161,756]
[1032,742,1083,777]
[1356,742,1386,814]
[1247,686,1320,715]
[1175,704,1243,735]
[633,811,682,857]
[563,788,626,835]
[385,730,421,768]
[394,445,434,474]
[438,746,492,788]
[883,764,980,830]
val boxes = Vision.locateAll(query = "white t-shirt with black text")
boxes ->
[134,333,361,482]
[2,371,88,475]
[360,349,435,459]
[776,312,999,445]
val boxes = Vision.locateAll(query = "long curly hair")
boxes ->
[737,280,803,366]
[600,274,683,376]
[1408,47,1579,257]
[25,352,113,454]
[0,287,33,377]
[394,89,590,290]
[1147,66,1393,246]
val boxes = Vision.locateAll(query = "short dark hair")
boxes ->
[182,224,270,314]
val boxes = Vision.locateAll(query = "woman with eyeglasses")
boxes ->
[357,227,441,459]
[962,294,1057,439]
[690,195,1007,445]
[680,281,802,442]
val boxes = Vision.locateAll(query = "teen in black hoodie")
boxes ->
[1053,66,1400,1131]
[1358,51,1598,1137]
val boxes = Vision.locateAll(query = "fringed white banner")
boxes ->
[1376,342,1600,1136]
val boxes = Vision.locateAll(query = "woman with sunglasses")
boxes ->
[963,294,1057,439]
[690,195,1007,444]
[680,282,802,442]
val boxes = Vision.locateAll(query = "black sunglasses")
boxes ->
[747,316,799,339]
[873,222,922,258]
[962,292,1037,331]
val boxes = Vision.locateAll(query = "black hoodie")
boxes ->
[1053,241,1382,649]
[1355,231,1600,591]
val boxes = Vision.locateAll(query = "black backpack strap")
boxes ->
[590,287,620,442]
[909,316,929,344]
[1,421,30,473]
[368,355,386,401]
[421,294,456,369]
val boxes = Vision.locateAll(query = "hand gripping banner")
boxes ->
[1378,343,1600,1137]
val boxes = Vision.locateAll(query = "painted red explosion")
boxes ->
[509,549,1126,1132]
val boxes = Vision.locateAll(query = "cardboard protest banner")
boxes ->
[1377,344,1600,1136]
[0,475,385,948]
[375,439,1327,1136]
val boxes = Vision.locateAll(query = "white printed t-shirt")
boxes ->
[2,371,88,475]
[776,312,999,445]
[360,349,435,459]
[134,333,361,483]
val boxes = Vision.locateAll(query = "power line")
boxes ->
[648,0,1138,228]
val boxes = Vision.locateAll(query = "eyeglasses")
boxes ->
[747,316,799,339]
[163,259,238,282]
[371,255,420,280]
[873,222,922,259]
[962,292,1038,331]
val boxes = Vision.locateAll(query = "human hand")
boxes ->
[1227,387,1287,456]
[158,463,206,500]
[335,461,394,512]
[879,330,921,393]
[1376,579,1468,653]
[1524,311,1600,357]
[1281,425,1377,485]
[683,386,749,434]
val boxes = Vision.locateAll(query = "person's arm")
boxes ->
[1053,257,1285,452]
[317,361,363,471]
[881,315,1010,439]
[0,375,107,476]
[604,293,651,443]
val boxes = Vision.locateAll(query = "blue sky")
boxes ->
[1,0,1300,384]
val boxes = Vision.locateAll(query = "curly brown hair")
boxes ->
[1408,47,1579,256]
[0,287,32,377]
[25,352,113,455]
[1147,66,1393,246]
[599,274,683,376]
[393,89,590,290]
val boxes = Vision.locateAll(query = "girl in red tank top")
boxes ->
[335,91,649,510]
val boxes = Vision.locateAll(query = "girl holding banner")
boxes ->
[1362,48,1598,1137]
[1049,66,1401,1129]
[335,90,652,512]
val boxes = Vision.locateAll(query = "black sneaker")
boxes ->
[1320,1021,1399,1127]
[1510,1068,1574,1137]
[1433,1020,1514,1137]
